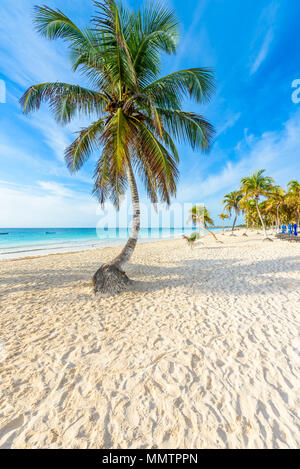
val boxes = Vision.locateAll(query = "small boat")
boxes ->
[45,232,56,235]
[0,232,9,235]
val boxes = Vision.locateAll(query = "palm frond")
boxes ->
[65,118,106,172]
[128,3,179,86]
[132,118,178,204]
[158,109,215,151]
[34,5,92,48]
[20,82,108,124]
[143,68,215,105]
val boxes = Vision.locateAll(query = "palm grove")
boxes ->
[20,0,215,293]
[222,170,300,241]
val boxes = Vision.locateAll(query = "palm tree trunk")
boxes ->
[201,224,218,241]
[255,198,270,240]
[223,220,225,234]
[111,162,140,271]
[93,160,141,294]
[231,212,237,235]
[243,216,249,236]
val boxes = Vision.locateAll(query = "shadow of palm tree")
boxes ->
[1,255,300,298]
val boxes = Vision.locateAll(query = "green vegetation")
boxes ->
[223,170,300,241]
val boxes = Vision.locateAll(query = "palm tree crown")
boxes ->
[20,0,215,208]
[240,170,275,200]
[223,191,243,233]
[223,191,243,216]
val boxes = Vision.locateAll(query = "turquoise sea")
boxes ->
[0,227,217,259]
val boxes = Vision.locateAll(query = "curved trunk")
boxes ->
[93,160,140,294]
[111,161,140,271]
[231,211,237,234]
[201,223,218,241]
[255,198,268,239]
[223,220,225,234]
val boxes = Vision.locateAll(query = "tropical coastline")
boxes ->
[0,231,299,448]
[1,0,300,453]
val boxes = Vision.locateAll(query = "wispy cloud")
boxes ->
[0,1,81,88]
[19,112,73,162]
[177,109,300,218]
[250,30,274,75]
[215,112,242,137]
[249,2,279,75]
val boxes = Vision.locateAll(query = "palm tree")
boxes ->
[240,170,275,241]
[188,205,219,242]
[218,213,229,234]
[20,0,215,294]
[239,197,256,235]
[287,180,300,226]
[223,191,243,235]
[265,187,285,233]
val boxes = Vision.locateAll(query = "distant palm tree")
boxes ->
[265,187,285,232]
[218,213,229,234]
[240,170,275,240]
[223,191,243,235]
[240,198,256,236]
[188,205,219,242]
[20,0,215,293]
[287,180,300,226]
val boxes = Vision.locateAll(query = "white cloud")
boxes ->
[0,181,98,228]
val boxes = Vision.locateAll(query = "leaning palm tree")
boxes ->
[218,213,229,234]
[188,205,219,242]
[222,191,243,235]
[240,170,275,241]
[20,0,215,293]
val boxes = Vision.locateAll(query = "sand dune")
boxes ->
[0,231,299,449]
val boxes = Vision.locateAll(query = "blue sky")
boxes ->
[0,0,300,227]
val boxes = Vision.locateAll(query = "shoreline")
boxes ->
[0,228,227,262]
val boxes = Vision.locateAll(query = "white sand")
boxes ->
[0,230,299,449]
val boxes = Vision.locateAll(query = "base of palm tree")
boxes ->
[242,233,248,237]
[92,264,131,295]
[229,233,237,237]
[263,237,273,242]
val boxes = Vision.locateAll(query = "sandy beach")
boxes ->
[0,231,299,449]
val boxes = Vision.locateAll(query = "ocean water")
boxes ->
[0,227,211,260]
